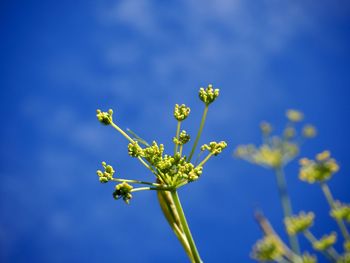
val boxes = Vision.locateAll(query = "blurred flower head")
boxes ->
[299,151,339,184]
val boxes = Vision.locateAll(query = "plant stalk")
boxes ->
[320,183,350,241]
[188,105,208,162]
[171,191,202,263]
[274,167,300,255]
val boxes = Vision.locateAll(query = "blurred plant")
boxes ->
[95,85,226,263]
[236,110,350,262]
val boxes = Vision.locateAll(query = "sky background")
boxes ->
[1,0,350,262]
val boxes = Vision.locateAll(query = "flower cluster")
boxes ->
[199,84,219,105]
[201,141,227,156]
[113,182,133,204]
[235,110,316,169]
[252,235,284,261]
[312,233,337,251]
[173,130,190,145]
[96,161,115,183]
[337,253,350,263]
[286,109,304,122]
[331,201,350,222]
[95,85,226,204]
[96,109,113,125]
[299,151,339,183]
[285,212,315,235]
[235,139,298,168]
[174,104,190,121]
[301,253,317,263]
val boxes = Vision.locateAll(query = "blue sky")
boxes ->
[1,0,350,262]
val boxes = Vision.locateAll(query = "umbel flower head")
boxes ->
[96,109,113,125]
[251,235,284,261]
[96,161,115,183]
[235,110,316,169]
[312,232,337,251]
[330,201,350,222]
[301,253,317,263]
[337,253,350,263]
[173,130,190,145]
[113,182,133,204]
[174,104,190,121]
[284,211,315,235]
[299,151,339,183]
[199,84,219,105]
[286,109,304,122]
[95,85,226,204]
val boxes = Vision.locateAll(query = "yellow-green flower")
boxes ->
[199,84,219,105]
[299,151,339,183]
[113,182,133,204]
[201,141,227,156]
[251,235,284,261]
[174,104,190,121]
[283,127,296,139]
[143,141,165,166]
[96,161,115,183]
[286,109,304,122]
[128,141,144,157]
[313,232,337,251]
[331,201,350,222]
[301,252,317,263]
[285,212,315,235]
[96,109,113,125]
[173,130,190,145]
[337,253,350,263]
[260,121,272,136]
[344,241,350,252]
[302,125,317,138]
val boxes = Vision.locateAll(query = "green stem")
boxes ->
[174,121,181,154]
[274,167,300,255]
[112,178,160,186]
[171,191,202,263]
[188,105,209,162]
[131,186,172,193]
[197,153,213,168]
[179,145,183,157]
[303,230,338,262]
[320,183,350,241]
[254,212,302,263]
[110,122,134,143]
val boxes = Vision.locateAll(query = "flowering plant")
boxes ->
[95,85,227,263]
[236,110,350,262]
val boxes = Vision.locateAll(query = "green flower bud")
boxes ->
[313,232,337,251]
[143,141,164,166]
[337,253,350,263]
[284,127,296,139]
[301,253,317,263]
[331,201,350,222]
[299,151,339,184]
[284,212,314,235]
[286,109,304,122]
[344,241,350,252]
[173,130,190,145]
[260,121,272,135]
[252,235,284,261]
[96,162,115,183]
[254,145,283,168]
[128,141,144,157]
[199,84,219,105]
[174,104,190,121]
[302,125,317,138]
[113,182,133,204]
[201,141,227,156]
[96,109,113,125]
